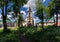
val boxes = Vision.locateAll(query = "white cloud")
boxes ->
[32,11,36,14]
[23,0,36,11]
[27,0,36,11]
[23,0,41,23]
[42,0,46,3]
[23,4,29,8]
[8,11,14,14]
[7,15,12,18]
[24,0,46,11]
[21,11,27,19]
[21,11,26,15]
[0,14,2,18]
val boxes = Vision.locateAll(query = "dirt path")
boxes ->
[17,31,31,42]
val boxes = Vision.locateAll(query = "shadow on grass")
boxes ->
[19,26,60,42]
[0,29,19,42]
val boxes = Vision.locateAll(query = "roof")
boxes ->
[6,19,12,22]
[50,17,54,20]
[0,18,12,22]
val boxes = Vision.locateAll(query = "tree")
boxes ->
[0,0,12,32]
[55,0,60,26]
[36,0,44,29]
[48,0,60,26]
[0,0,8,32]
[11,0,27,28]
[44,7,51,25]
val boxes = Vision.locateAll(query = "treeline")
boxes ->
[0,0,28,32]
[36,0,60,29]
[0,0,60,32]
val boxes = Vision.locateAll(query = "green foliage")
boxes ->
[0,0,4,7]
[0,29,19,42]
[19,26,60,42]
[48,0,60,15]
[36,0,44,28]
[11,0,28,17]
[44,7,51,20]
[49,0,60,26]
[11,0,28,27]
[36,0,44,20]
[0,26,60,42]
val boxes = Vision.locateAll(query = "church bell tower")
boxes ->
[26,7,33,26]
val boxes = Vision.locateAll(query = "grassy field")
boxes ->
[0,26,60,42]
[0,27,19,42]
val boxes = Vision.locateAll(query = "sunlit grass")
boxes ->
[0,28,3,32]
[8,26,18,31]
[0,27,19,42]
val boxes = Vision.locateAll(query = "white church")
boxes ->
[22,7,36,26]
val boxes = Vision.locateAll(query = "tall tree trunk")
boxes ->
[41,20,44,29]
[18,15,20,28]
[53,15,55,25]
[2,6,7,32]
[56,12,58,26]
[46,18,48,26]
[41,8,44,29]
[41,17,44,29]
[2,0,8,32]
[18,13,23,28]
[3,17,7,31]
[54,18,55,25]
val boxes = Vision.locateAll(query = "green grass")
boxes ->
[0,26,60,42]
[0,28,19,42]
[19,26,60,42]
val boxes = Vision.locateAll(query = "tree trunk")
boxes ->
[18,15,21,28]
[3,17,7,32]
[41,8,44,29]
[2,0,8,32]
[2,6,7,32]
[53,16,55,25]
[41,17,44,29]
[54,18,55,25]
[41,21,44,29]
[56,13,58,26]
[46,19,48,26]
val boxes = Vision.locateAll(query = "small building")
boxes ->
[0,18,16,27]
[6,18,16,27]
[47,14,60,26]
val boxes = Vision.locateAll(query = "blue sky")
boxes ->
[21,0,51,23]
[20,7,27,13]
[0,9,2,14]
[0,0,50,14]
[21,0,51,13]
[43,0,50,6]
[0,0,51,22]
[20,0,51,16]
[20,0,50,15]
